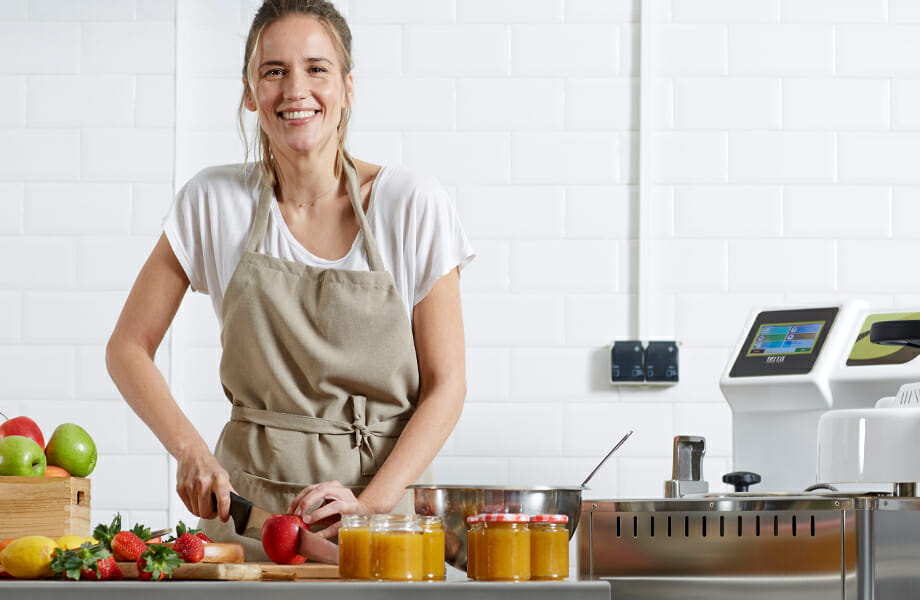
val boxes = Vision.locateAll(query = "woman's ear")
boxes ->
[243,78,257,112]
[345,72,354,107]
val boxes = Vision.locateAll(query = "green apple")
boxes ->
[0,435,47,476]
[45,423,97,478]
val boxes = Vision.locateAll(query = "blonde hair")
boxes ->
[238,0,354,188]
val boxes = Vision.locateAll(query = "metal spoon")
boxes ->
[580,430,634,489]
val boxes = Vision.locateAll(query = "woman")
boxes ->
[106,0,473,562]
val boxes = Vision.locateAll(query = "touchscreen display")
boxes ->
[746,321,825,356]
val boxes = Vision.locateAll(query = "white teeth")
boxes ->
[281,110,317,119]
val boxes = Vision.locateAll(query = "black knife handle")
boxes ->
[211,491,252,536]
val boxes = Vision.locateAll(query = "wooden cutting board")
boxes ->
[116,562,340,581]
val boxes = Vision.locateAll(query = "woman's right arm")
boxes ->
[105,233,232,521]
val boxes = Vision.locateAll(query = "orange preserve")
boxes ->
[465,515,482,580]
[338,514,371,579]
[419,516,445,580]
[481,513,531,581]
[530,514,569,580]
[370,515,424,581]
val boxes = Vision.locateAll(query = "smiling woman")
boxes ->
[105,0,474,563]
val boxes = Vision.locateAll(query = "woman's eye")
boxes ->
[310,66,327,74]
[263,68,284,78]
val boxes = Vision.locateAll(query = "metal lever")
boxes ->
[664,435,709,498]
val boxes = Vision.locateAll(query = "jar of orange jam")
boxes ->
[370,515,424,581]
[465,515,482,579]
[419,516,445,580]
[529,514,569,580]
[338,514,371,579]
[480,513,531,581]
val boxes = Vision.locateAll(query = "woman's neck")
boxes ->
[272,146,342,209]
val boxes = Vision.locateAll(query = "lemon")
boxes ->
[85,536,99,545]
[0,536,57,578]
[55,535,87,550]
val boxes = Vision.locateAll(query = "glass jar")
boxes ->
[370,514,424,581]
[338,514,371,579]
[419,516,445,580]
[465,515,482,580]
[480,513,531,581]
[529,514,569,580]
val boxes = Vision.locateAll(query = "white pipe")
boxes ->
[637,0,655,340]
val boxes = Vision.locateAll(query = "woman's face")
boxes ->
[245,15,352,164]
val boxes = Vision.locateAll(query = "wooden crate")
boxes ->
[0,476,91,539]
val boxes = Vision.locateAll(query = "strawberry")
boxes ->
[82,556,122,581]
[50,542,122,581]
[92,513,122,551]
[136,545,183,581]
[196,532,213,543]
[111,531,147,562]
[173,532,204,563]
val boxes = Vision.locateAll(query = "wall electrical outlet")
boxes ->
[610,340,680,387]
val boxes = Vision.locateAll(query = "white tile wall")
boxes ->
[2,0,917,533]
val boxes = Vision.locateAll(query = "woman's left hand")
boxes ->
[288,480,374,539]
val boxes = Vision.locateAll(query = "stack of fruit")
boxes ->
[0,413,97,478]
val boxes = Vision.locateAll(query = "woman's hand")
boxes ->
[175,446,233,521]
[289,480,373,539]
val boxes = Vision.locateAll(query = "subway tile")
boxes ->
[890,0,920,22]
[351,25,402,77]
[0,22,80,73]
[87,0,136,20]
[783,186,890,238]
[650,185,675,239]
[0,129,80,181]
[620,23,638,75]
[82,128,174,182]
[456,185,564,239]
[183,400,232,451]
[838,26,920,76]
[83,22,175,74]
[457,241,509,292]
[0,76,25,126]
[75,346,121,400]
[25,183,131,235]
[403,133,509,185]
[728,132,836,183]
[511,346,617,402]
[511,132,619,184]
[893,80,920,130]
[511,25,618,77]
[404,25,508,77]
[91,455,169,509]
[564,403,672,457]
[673,402,733,457]
[429,457,509,485]
[28,75,134,127]
[126,409,170,454]
[137,0,175,21]
[132,182,174,235]
[27,0,87,20]
[458,0,562,23]
[675,292,784,347]
[619,238,636,293]
[0,292,21,343]
[0,183,23,234]
[345,132,402,169]
[177,346,222,402]
[0,1,26,18]
[350,0,453,23]
[784,79,889,130]
[566,185,635,240]
[654,346,731,404]
[351,78,455,131]
[175,131,246,186]
[174,293,222,346]
[893,187,920,238]
[77,237,155,290]
[23,291,126,344]
[0,346,74,399]
[674,185,782,238]
[839,241,920,293]
[649,77,674,130]
[458,78,564,131]
[510,240,618,293]
[0,238,76,289]
[463,293,565,346]
[508,457,606,489]
[465,348,511,402]
[28,400,128,455]
[566,78,637,131]
[839,133,920,184]
[127,511,170,533]
[652,132,727,184]
[672,0,779,22]
[675,78,780,129]
[183,0,242,24]
[780,0,887,23]
[651,239,727,293]
[652,25,727,76]
[728,25,834,75]
[728,239,835,292]
[179,25,241,78]
[565,294,635,346]
[565,0,637,23]
[136,75,175,128]
[449,402,563,457]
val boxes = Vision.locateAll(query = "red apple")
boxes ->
[0,414,44,449]
[43,465,70,477]
[261,514,307,565]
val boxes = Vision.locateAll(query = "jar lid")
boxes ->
[466,515,482,525]
[530,514,569,523]
[481,513,530,523]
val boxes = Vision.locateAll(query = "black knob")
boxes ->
[723,471,762,493]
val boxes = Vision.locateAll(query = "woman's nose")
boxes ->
[283,69,310,99]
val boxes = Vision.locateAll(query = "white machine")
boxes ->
[720,302,920,492]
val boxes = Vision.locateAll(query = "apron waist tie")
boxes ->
[230,399,409,476]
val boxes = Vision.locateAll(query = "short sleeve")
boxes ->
[411,178,475,306]
[162,177,210,294]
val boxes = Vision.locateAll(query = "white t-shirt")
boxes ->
[163,163,475,324]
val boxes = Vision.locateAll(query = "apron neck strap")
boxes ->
[245,155,386,272]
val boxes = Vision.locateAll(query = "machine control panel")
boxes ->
[729,307,839,377]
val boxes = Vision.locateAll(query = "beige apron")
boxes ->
[199,157,430,560]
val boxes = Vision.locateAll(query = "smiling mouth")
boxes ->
[280,110,318,120]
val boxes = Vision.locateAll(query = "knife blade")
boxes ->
[211,491,273,540]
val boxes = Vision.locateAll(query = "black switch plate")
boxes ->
[646,341,679,382]
[611,340,645,382]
